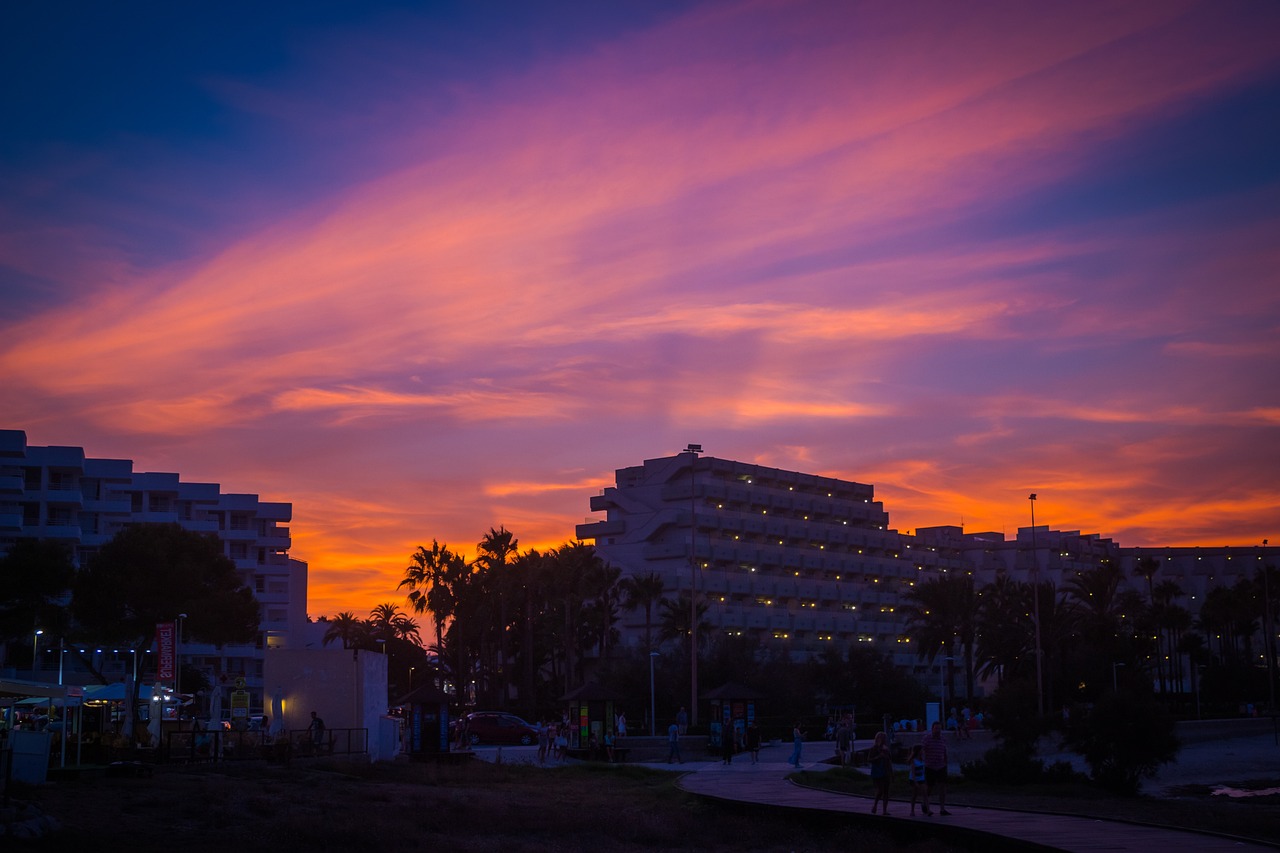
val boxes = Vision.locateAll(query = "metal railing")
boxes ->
[162,727,367,763]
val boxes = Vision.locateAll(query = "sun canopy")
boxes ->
[0,678,70,700]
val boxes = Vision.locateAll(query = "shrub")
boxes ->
[961,743,1046,785]
[1063,691,1179,794]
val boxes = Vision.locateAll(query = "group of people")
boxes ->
[534,710,630,764]
[868,721,952,817]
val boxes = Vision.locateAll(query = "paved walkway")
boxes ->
[473,735,1278,851]
[669,750,1277,853]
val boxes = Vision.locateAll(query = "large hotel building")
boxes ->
[577,451,1275,683]
[1,429,307,709]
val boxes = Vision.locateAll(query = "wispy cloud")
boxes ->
[3,0,1278,612]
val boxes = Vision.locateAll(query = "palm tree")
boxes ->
[476,527,519,707]
[902,574,978,701]
[1064,563,1146,696]
[400,540,456,656]
[621,571,667,653]
[975,572,1034,685]
[658,591,709,660]
[322,612,367,649]
[369,602,421,645]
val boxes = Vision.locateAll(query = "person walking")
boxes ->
[908,743,930,816]
[745,721,761,764]
[308,711,326,749]
[789,721,804,767]
[836,719,853,766]
[869,731,893,814]
[923,720,951,816]
[537,719,550,765]
[667,720,683,764]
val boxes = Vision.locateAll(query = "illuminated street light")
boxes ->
[684,443,702,728]
[1029,494,1044,719]
[33,628,44,676]
[649,651,660,736]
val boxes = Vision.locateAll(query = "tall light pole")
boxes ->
[939,654,954,717]
[684,443,702,728]
[1112,661,1126,692]
[649,651,660,736]
[33,628,44,676]
[1029,494,1044,719]
[1263,539,1275,714]
[176,614,187,702]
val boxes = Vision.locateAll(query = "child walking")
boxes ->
[909,743,931,816]
[869,731,893,815]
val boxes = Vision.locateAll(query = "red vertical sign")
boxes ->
[157,621,176,681]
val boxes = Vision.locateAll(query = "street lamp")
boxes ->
[176,613,187,703]
[684,443,702,728]
[1263,539,1275,714]
[409,666,415,689]
[33,628,44,676]
[939,655,955,721]
[1029,493,1044,718]
[649,651,660,736]
[1112,661,1126,692]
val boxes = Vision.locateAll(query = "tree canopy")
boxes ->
[72,523,259,646]
[0,538,75,649]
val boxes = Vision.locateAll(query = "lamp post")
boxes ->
[1112,661,1126,692]
[939,655,954,720]
[1029,493,1044,718]
[649,651,660,736]
[33,628,44,676]
[409,666,415,690]
[684,443,702,727]
[1263,539,1275,714]
[176,613,187,703]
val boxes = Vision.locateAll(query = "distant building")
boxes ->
[577,451,1275,688]
[0,429,307,711]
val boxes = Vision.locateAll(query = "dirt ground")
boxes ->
[8,758,960,853]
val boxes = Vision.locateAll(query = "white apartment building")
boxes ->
[1,429,307,710]
[577,452,1276,685]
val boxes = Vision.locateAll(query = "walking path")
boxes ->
[474,729,1279,851]
[671,750,1276,853]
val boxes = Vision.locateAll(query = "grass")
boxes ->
[13,759,966,853]
[792,765,1280,845]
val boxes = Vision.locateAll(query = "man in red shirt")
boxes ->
[922,720,951,816]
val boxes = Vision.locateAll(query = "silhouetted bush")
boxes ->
[961,743,1087,786]
[1063,691,1179,794]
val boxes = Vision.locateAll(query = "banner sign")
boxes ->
[156,621,176,681]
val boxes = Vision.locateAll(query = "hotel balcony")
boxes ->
[577,517,624,539]
[136,510,178,524]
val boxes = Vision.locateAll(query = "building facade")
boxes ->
[1,429,307,710]
[576,452,1276,687]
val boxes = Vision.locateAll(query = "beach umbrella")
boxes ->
[148,686,163,746]
[209,685,223,725]
[270,687,285,736]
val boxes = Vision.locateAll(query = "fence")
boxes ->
[163,727,368,764]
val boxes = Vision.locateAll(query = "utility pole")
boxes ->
[684,444,702,728]
[1030,494,1044,719]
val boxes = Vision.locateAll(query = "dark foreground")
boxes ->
[9,759,968,853]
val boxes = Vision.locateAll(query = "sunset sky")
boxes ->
[3,0,1278,618]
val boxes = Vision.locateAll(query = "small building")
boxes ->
[703,682,764,752]
[399,682,453,759]
[560,680,625,750]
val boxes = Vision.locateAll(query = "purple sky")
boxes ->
[3,0,1278,616]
